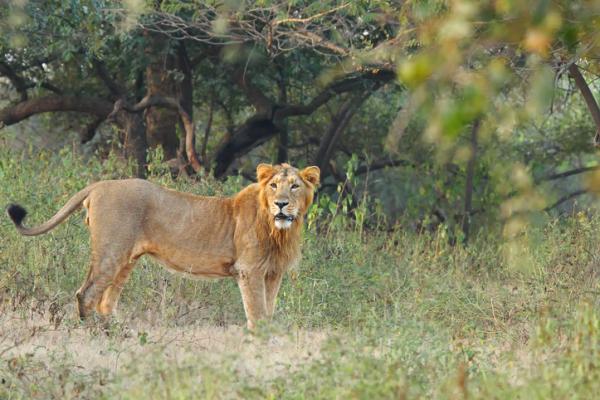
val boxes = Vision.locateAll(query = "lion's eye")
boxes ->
[291,183,299,190]
[270,183,277,189]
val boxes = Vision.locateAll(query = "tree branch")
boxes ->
[272,4,350,26]
[314,94,366,173]
[538,165,600,182]
[0,61,29,101]
[79,116,105,143]
[93,59,125,98]
[108,95,202,173]
[0,95,113,127]
[544,189,588,212]
[213,116,279,177]
[37,82,63,94]
[0,59,64,98]
[211,69,393,177]
[355,158,414,175]
[233,68,274,116]
[568,63,600,145]
[276,69,395,118]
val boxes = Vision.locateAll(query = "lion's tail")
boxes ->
[6,183,97,236]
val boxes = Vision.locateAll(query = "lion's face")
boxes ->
[257,163,320,230]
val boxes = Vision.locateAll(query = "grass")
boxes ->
[1,147,600,399]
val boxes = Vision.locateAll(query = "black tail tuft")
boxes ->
[7,204,27,226]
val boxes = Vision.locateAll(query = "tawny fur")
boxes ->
[7,163,320,330]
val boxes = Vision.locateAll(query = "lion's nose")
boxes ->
[275,201,288,210]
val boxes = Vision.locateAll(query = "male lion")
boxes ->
[6,163,320,330]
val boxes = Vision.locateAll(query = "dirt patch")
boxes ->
[0,309,328,382]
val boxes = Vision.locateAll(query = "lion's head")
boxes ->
[257,163,320,230]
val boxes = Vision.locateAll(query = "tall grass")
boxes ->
[1,147,600,399]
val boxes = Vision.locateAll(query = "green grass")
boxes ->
[1,147,600,399]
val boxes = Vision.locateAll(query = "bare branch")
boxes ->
[0,95,113,127]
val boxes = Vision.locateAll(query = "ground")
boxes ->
[1,309,327,398]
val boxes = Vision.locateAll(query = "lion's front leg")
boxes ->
[236,271,267,330]
[265,272,283,319]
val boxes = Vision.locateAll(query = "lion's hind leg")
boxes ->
[96,261,137,316]
[76,247,134,320]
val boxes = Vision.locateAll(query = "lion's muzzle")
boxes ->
[274,212,294,229]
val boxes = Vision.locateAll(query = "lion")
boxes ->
[6,163,320,330]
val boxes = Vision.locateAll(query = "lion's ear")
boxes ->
[300,166,320,186]
[256,163,275,182]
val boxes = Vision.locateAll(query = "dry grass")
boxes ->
[1,309,327,379]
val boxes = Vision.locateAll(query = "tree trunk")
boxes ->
[144,31,179,159]
[276,61,288,163]
[314,94,366,174]
[177,41,195,163]
[277,124,289,163]
[462,119,480,244]
[213,118,279,177]
[123,113,147,179]
[201,97,214,164]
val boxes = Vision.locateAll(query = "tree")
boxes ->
[0,0,402,179]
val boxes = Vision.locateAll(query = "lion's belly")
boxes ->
[136,241,236,278]
[152,252,235,278]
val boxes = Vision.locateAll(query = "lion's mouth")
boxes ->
[275,213,294,222]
